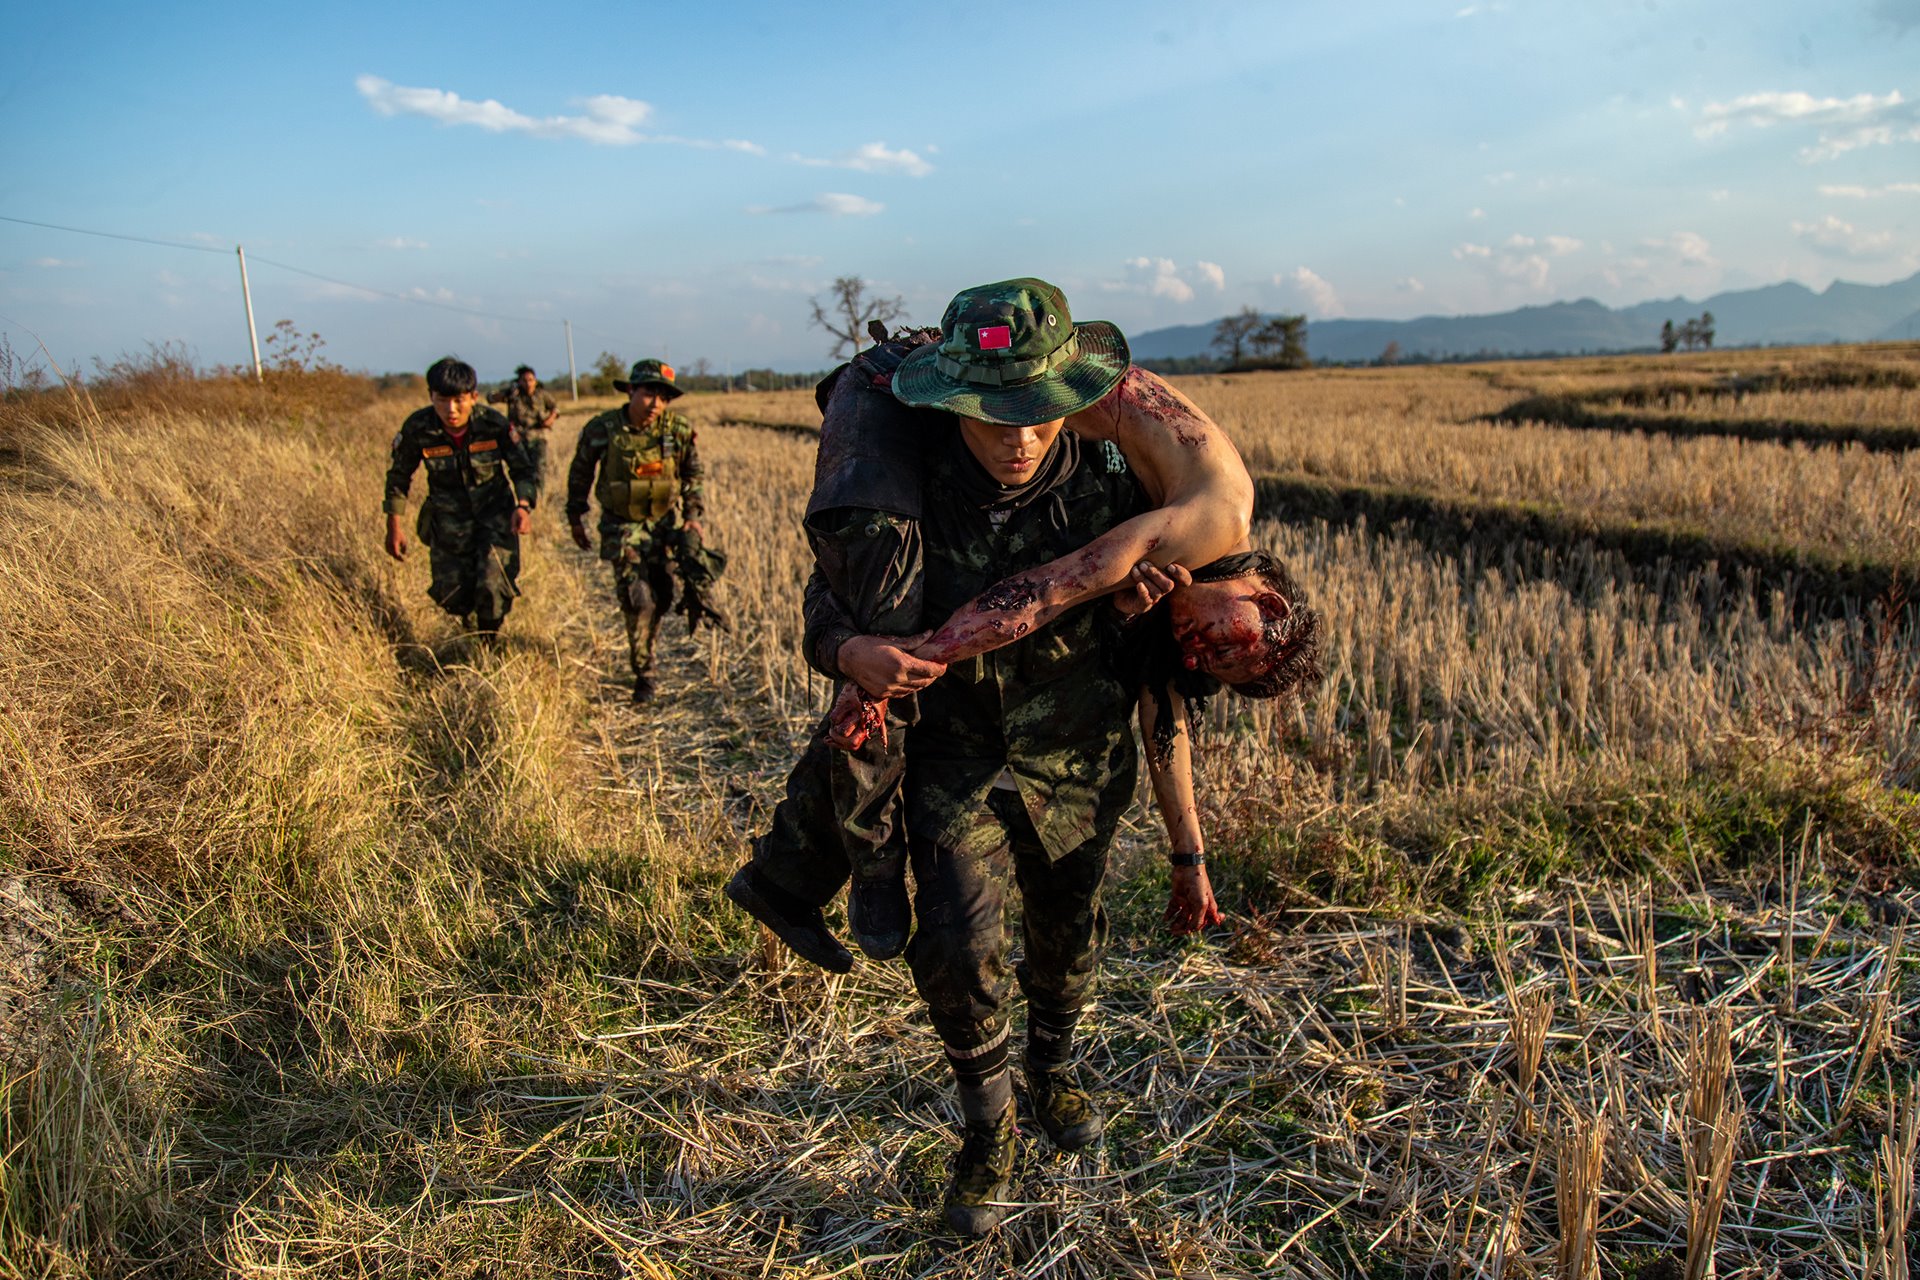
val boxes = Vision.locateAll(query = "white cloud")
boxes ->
[1642,231,1716,266]
[1274,266,1344,318]
[745,193,885,217]
[792,141,933,177]
[32,257,80,268]
[355,75,764,153]
[1543,235,1583,255]
[1103,258,1229,304]
[375,236,429,250]
[1497,253,1551,289]
[1125,257,1195,303]
[1468,207,1487,220]
[1820,181,1920,197]
[1396,276,1425,293]
[1792,214,1901,260]
[1484,171,1516,186]
[1695,89,1920,161]
[1506,233,1535,248]
[1453,242,1492,259]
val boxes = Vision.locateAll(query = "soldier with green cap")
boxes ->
[732,279,1322,962]
[487,364,559,485]
[565,358,726,702]
[739,278,1325,1234]
[383,355,538,639]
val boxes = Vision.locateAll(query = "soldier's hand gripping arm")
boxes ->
[803,567,942,748]
[565,420,606,550]
[382,422,424,561]
[907,366,1252,670]
[1138,682,1224,936]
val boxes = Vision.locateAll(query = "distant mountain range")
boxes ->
[1127,270,1920,365]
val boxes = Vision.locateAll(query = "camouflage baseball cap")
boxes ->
[614,358,683,398]
[892,278,1129,426]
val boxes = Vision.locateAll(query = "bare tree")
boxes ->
[809,276,907,360]
[1211,306,1263,367]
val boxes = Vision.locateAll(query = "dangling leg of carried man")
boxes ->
[726,327,943,968]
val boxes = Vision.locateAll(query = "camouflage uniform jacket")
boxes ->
[805,431,1145,861]
[565,407,704,540]
[488,382,558,432]
[383,404,537,519]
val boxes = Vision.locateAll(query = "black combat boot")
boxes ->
[943,1100,1017,1237]
[723,864,853,974]
[1025,1059,1104,1152]
[847,857,910,960]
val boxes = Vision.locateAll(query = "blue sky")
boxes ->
[2,0,1916,378]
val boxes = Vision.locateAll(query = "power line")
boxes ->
[245,254,551,326]
[2,212,557,327]
[0,213,227,255]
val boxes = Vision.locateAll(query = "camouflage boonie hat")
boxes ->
[892,277,1129,426]
[614,358,683,398]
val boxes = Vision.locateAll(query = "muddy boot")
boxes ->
[848,857,910,961]
[943,1096,1017,1237]
[723,864,853,974]
[1025,1059,1104,1152]
[630,672,655,704]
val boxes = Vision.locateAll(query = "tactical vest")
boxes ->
[596,414,683,522]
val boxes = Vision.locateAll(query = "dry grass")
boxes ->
[0,358,1914,1277]
[1191,365,1920,577]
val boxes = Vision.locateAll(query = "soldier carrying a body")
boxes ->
[765,279,1321,1235]
[566,359,727,703]
[383,355,537,639]
[487,364,560,485]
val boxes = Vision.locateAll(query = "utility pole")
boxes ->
[564,319,578,400]
[236,245,262,380]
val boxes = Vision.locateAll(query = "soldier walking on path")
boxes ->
[792,281,1162,1234]
[487,364,560,486]
[566,359,726,703]
[383,356,538,639]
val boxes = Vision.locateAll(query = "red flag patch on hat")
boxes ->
[976,325,1012,351]
[659,364,675,381]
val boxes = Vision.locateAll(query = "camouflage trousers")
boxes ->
[520,430,550,489]
[422,508,519,627]
[907,787,1110,1055]
[750,507,921,892]
[604,515,723,678]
